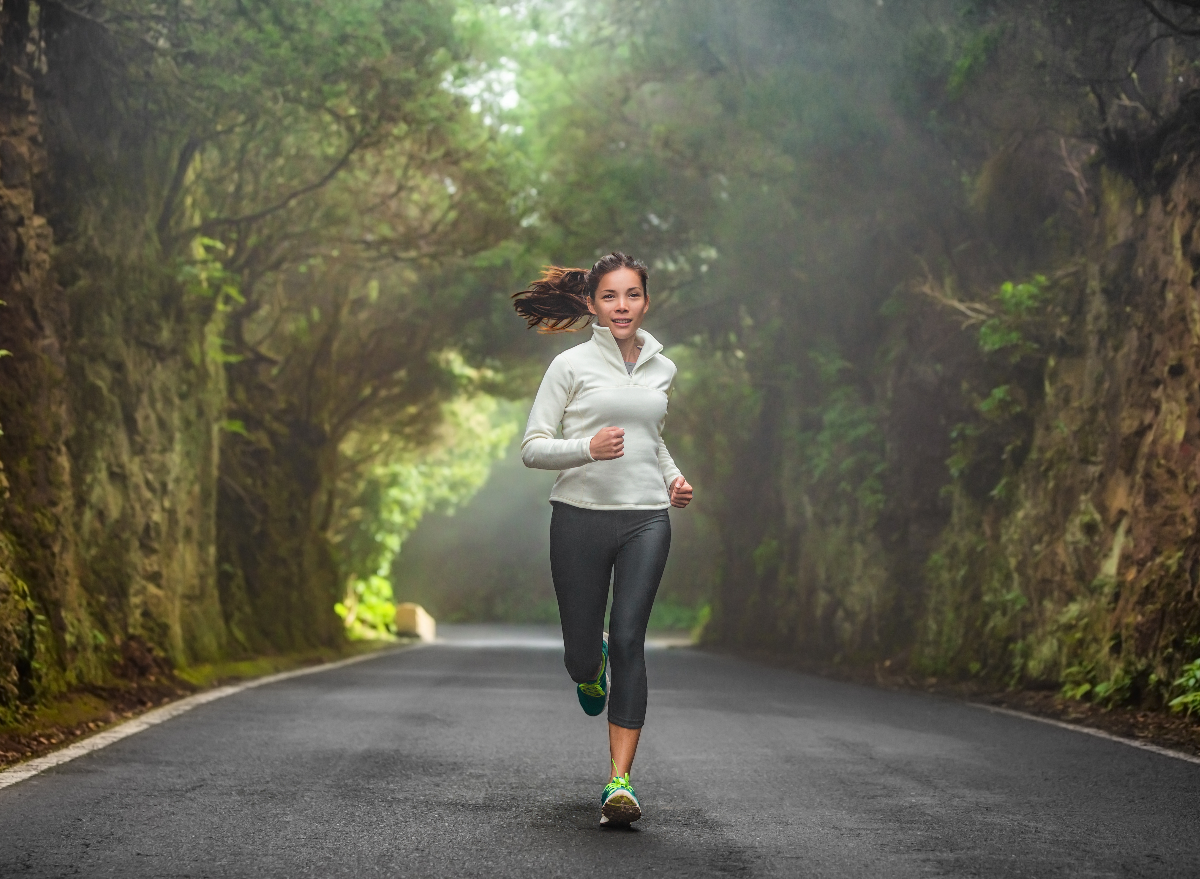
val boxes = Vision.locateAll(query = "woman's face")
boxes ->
[587,267,648,341]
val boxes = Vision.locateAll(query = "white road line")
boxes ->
[970,702,1200,766]
[0,646,413,792]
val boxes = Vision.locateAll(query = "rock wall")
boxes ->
[0,4,234,716]
[62,257,230,667]
[0,0,91,711]
[915,161,1200,699]
[37,4,234,671]
[707,88,1200,706]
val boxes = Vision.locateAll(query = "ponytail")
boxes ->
[512,252,650,333]
[511,266,593,333]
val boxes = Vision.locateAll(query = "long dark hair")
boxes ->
[512,251,649,332]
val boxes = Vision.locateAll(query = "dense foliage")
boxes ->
[4,0,1200,721]
[484,0,1200,714]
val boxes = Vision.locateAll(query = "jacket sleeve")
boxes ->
[521,354,595,471]
[657,435,683,491]
[657,364,684,490]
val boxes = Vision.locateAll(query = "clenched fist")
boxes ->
[670,476,693,508]
[590,426,625,460]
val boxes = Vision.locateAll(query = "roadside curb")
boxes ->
[0,644,417,792]
[969,701,1200,766]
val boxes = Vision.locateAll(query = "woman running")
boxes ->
[513,251,693,827]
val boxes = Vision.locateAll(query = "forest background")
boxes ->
[4,0,1200,725]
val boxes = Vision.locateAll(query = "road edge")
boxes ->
[0,644,418,792]
[969,701,1200,766]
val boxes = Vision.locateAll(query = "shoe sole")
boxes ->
[601,793,642,825]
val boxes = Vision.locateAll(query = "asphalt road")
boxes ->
[1,624,1198,878]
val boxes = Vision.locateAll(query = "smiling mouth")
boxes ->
[612,318,632,325]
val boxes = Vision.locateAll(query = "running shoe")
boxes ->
[600,772,641,825]
[576,635,609,716]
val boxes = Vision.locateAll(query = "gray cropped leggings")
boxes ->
[550,501,671,729]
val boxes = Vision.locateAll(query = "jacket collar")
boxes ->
[590,324,663,373]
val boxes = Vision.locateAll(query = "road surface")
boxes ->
[0,624,1197,877]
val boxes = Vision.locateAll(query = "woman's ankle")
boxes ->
[609,758,631,779]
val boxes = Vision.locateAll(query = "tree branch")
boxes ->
[38,0,109,28]
[157,136,201,247]
[190,129,371,237]
[1139,0,1200,37]
[912,259,995,328]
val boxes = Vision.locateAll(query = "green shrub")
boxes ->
[1168,659,1200,716]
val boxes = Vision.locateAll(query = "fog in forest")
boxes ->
[393,419,559,625]
[4,0,1200,723]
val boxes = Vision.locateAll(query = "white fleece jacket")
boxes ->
[522,325,683,510]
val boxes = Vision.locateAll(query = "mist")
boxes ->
[1,0,1199,724]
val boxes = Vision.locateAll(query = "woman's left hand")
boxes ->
[670,476,693,508]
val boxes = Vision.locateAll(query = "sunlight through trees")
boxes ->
[3,0,1200,721]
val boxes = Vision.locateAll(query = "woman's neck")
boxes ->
[615,333,641,363]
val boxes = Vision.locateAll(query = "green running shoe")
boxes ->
[577,635,609,716]
[600,771,641,825]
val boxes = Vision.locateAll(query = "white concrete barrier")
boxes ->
[394,603,436,642]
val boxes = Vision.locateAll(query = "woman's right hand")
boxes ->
[589,426,625,460]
